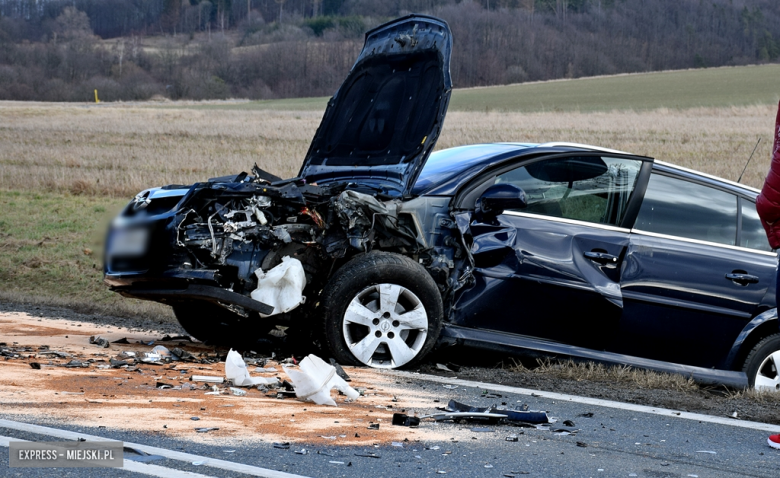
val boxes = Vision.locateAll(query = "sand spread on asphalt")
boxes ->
[0,311,478,446]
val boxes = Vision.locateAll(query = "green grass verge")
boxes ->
[176,63,780,113]
[0,190,173,320]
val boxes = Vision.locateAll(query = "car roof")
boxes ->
[413,143,759,198]
[413,142,647,196]
[653,160,760,196]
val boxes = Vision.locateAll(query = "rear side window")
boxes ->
[634,174,737,246]
[740,199,773,252]
[494,156,642,226]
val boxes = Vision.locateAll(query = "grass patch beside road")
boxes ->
[0,190,173,320]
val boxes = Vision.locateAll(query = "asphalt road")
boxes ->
[2,371,779,478]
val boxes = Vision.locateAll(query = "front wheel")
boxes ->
[742,333,780,391]
[320,252,443,369]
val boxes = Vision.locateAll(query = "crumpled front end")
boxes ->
[104,171,459,321]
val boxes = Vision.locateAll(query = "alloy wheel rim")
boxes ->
[754,350,780,392]
[342,283,428,369]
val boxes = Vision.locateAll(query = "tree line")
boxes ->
[0,0,779,102]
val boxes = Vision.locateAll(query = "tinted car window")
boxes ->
[494,156,642,226]
[634,174,737,246]
[741,199,773,252]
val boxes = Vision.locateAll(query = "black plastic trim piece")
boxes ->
[117,284,275,316]
[440,325,748,388]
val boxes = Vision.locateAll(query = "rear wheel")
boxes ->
[320,252,443,369]
[742,333,780,391]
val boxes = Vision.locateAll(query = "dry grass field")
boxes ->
[0,102,775,198]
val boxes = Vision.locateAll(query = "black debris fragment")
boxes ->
[29,362,41,369]
[161,335,192,342]
[194,427,219,433]
[392,413,420,427]
[190,417,200,421]
[110,358,129,368]
[111,338,130,344]
[367,423,380,430]
[329,358,351,382]
[576,441,588,448]
[354,453,381,459]
[562,420,576,427]
[89,336,110,348]
[578,412,594,418]
[505,435,519,442]
[273,442,291,450]
[123,446,165,463]
[63,360,88,368]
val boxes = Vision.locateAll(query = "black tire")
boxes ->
[742,332,780,391]
[172,300,266,347]
[320,252,443,369]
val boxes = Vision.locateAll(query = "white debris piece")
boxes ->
[250,256,307,317]
[225,349,279,387]
[283,354,360,406]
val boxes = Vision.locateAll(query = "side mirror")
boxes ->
[476,183,527,218]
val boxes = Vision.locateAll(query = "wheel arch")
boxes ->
[723,308,778,370]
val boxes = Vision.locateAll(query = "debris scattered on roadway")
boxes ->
[229,387,247,396]
[194,427,219,433]
[273,442,291,449]
[283,354,359,406]
[506,435,519,442]
[191,375,224,383]
[225,349,279,387]
[123,446,165,463]
[29,362,41,369]
[392,413,420,427]
[151,345,177,361]
[190,417,200,421]
[294,449,308,455]
[576,441,588,447]
[695,450,717,454]
[62,360,88,368]
[355,452,381,458]
[367,422,380,430]
[422,399,550,425]
[89,335,109,348]
[329,358,351,382]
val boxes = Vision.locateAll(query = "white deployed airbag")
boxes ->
[250,256,306,317]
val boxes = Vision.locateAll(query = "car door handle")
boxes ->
[725,273,759,285]
[583,251,619,264]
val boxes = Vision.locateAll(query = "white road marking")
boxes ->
[0,435,214,477]
[0,420,310,478]
[390,370,780,433]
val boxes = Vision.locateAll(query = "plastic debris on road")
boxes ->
[191,375,224,383]
[283,354,359,406]
[225,349,279,387]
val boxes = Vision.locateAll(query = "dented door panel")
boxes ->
[452,213,629,349]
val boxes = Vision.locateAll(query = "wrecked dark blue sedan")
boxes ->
[104,15,779,390]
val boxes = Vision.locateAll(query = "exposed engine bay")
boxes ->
[160,165,469,323]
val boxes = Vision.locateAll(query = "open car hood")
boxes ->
[298,15,453,198]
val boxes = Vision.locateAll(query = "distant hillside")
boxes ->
[1,0,779,102]
[181,64,780,113]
